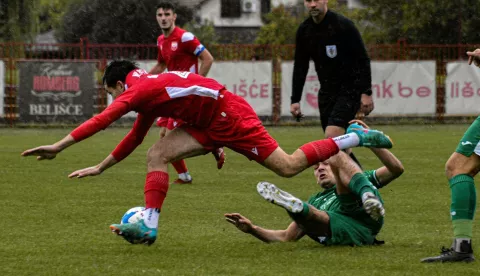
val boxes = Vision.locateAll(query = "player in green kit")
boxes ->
[225,120,404,246]
[421,48,480,263]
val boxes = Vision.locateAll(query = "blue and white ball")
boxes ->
[120,206,145,224]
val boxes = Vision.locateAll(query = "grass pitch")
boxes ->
[1,125,480,275]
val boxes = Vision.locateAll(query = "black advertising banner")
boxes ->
[17,61,96,123]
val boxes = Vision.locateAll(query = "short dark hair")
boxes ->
[156,1,176,13]
[102,60,139,87]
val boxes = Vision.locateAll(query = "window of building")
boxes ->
[221,0,242,18]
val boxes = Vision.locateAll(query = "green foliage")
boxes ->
[37,0,75,33]
[254,1,366,46]
[0,0,36,42]
[357,0,480,44]
[182,20,218,46]
[255,5,302,45]
[59,0,193,44]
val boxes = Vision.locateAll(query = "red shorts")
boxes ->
[181,91,278,163]
[156,117,185,130]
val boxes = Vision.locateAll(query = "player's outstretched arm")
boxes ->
[21,134,76,160]
[225,213,304,243]
[68,154,118,178]
[68,114,154,179]
[349,120,404,185]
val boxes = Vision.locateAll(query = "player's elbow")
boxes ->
[390,163,404,179]
[280,231,298,242]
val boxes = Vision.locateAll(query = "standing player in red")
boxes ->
[149,1,218,184]
[21,60,393,245]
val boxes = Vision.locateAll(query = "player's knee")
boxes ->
[445,158,456,179]
[445,153,477,179]
[146,146,169,166]
[274,167,298,178]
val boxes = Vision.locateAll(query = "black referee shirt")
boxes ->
[291,10,372,104]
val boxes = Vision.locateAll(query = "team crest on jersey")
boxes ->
[171,41,178,51]
[326,45,337,58]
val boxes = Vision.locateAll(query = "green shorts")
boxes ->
[310,190,384,246]
[455,116,480,157]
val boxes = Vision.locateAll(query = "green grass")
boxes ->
[1,125,480,275]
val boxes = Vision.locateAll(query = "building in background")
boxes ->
[179,0,271,43]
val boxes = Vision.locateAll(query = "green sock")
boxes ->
[348,173,376,199]
[449,174,476,239]
[301,202,310,217]
[288,202,310,220]
[453,220,473,239]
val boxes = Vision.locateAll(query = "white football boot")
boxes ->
[257,181,304,213]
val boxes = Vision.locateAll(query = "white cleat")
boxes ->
[256,182,304,213]
[361,192,385,221]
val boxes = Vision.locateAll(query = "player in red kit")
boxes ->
[149,1,218,185]
[21,60,393,246]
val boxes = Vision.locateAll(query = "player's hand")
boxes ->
[68,166,102,178]
[21,145,61,161]
[225,213,253,233]
[349,119,370,129]
[290,103,304,122]
[360,94,374,116]
[467,49,480,67]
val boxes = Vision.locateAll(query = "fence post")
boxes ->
[80,37,90,60]
[272,53,281,125]
[397,38,406,60]
[7,44,14,127]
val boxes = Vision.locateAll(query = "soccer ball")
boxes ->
[120,206,145,224]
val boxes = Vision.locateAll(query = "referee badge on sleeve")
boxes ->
[326,45,337,58]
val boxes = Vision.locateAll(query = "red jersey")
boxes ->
[157,27,205,73]
[70,71,225,161]
[124,68,148,89]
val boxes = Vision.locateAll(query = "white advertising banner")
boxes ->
[281,61,319,116]
[445,62,480,115]
[208,61,273,116]
[370,61,436,115]
[281,61,436,116]
[0,60,4,116]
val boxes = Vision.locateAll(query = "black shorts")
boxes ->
[317,90,361,131]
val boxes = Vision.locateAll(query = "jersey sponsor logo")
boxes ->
[326,45,337,58]
[251,147,258,155]
[132,69,147,77]
[461,141,473,146]
[317,236,327,243]
[171,41,178,51]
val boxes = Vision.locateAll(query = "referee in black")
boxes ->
[290,0,374,166]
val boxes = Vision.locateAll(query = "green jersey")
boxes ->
[307,170,380,212]
[306,170,384,245]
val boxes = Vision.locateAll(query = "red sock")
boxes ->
[144,171,169,209]
[299,138,339,166]
[172,160,188,174]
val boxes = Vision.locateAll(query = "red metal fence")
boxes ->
[1,41,478,125]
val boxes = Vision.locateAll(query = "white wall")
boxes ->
[198,0,263,27]
[271,0,364,9]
